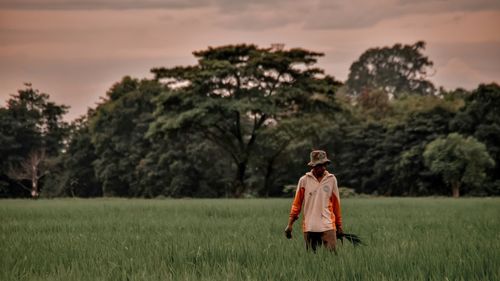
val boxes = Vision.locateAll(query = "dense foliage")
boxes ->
[423,133,494,197]
[1,43,499,198]
[0,85,69,197]
[346,41,435,97]
[149,44,341,197]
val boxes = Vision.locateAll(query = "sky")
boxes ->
[1,0,499,120]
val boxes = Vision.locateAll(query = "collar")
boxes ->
[306,170,333,179]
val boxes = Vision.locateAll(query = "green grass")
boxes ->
[1,198,499,281]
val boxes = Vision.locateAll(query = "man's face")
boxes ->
[312,164,326,176]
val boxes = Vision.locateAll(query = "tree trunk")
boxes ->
[31,164,39,199]
[233,162,247,198]
[7,149,44,198]
[451,182,460,198]
[31,177,39,198]
[263,157,276,198]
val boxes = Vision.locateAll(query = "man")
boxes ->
[284,150,343,252]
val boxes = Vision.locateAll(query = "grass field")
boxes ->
[1,198,499,281]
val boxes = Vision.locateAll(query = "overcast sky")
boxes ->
[1,0,499,120]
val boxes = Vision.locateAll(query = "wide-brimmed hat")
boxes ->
[308,150,331,167]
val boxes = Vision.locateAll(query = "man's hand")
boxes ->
[336,227,344,243]
[284,225,293,239]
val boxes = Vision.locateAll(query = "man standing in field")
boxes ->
[285,150,343,252]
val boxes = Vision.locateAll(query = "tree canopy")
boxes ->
[346,41,435,97]
[423,133,495,197]
[1,44,499,198]
[149,44,341,197]
[0,85,69,197]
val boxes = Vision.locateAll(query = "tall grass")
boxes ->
[1,198,499,281]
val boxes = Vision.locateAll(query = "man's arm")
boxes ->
[285,184,305,239]
[330,193,343,233]
[331,176,343,233]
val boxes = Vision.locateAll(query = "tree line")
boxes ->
[1,42,499,198]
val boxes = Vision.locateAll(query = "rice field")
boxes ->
[1,198,499,281]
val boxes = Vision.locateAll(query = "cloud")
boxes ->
[303,0,500,29]
[214,1,308,30]
[1,2,499,121]
[0,0,210,10]
[429,41,500,71]
[0,0,292,11]
[0,54,194,120]
[0,0,306,31]
[433,57,486,90]
[428,41,500,89]
[2,0,499,31]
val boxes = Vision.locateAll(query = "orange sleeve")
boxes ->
[330,193,342,231]
[289,187,305,221]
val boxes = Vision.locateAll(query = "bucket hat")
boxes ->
[308,150,331,167]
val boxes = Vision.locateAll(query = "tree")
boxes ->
[336,121,387,194]
[450,83,500,195]
[346,41,435,97]
[356,89,391,120]
[89,77,163,197]
[381,105,456,195]
[149,44,341,197]
[423,133,495,197]
[138,128,233,198]
[0,84,69,197]
[335,95,460,196]
[7,150,47,198]
[395,143,445,196]
[43,111,102,198]
[251,115,328,197]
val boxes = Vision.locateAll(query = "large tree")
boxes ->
[89,77,163,197]
[423,133,495,197]
[0,84,69,197]
[450,83,500,194]
[346,41,435,97]
[43,111,103,198]
[335,93,462,196]
[7,150,47,198]
[149,44,340,197]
